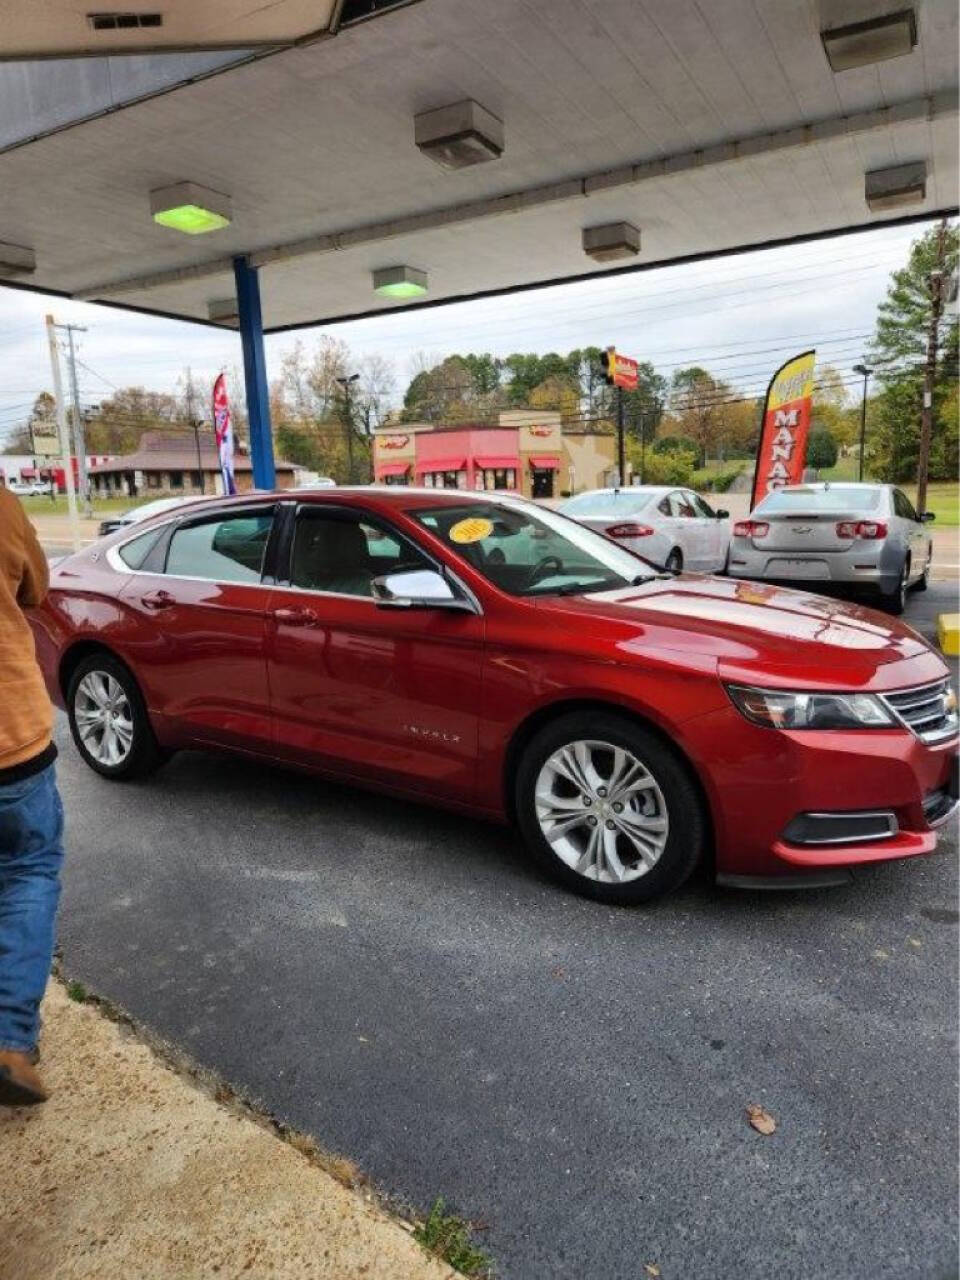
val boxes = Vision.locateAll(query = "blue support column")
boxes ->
[233,255,275,489]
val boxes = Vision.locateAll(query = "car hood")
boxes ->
[535,574,941,690]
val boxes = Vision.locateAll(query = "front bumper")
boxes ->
[688,703,958,881]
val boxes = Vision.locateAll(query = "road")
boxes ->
[51,584,957,1280]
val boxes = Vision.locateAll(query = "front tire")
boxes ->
[67,653,165,780]
[515,711,705,904]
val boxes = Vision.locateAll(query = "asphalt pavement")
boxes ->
[52,583,958,1280]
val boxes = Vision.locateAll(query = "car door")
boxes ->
[690,492,728,571]
[265,502,484,802]
[893,488,928,582]
[667,490,703,569]
[116,504,277,751]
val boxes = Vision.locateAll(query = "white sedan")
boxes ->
[557,486,731,573]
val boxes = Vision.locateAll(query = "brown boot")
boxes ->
[0,1050,48,1106]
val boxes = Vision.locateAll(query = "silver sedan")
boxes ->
[727,482,934,614]
[557,486,731,573]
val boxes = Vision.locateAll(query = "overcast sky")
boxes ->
[0,218,933,450]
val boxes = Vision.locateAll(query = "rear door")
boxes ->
[667,490,703,568]
[117,504,277,750]
[265,503,484,801]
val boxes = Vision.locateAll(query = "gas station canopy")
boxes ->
[0,0,957,333]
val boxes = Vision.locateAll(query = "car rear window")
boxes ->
[560,490,655,516]
[755,486,882,514]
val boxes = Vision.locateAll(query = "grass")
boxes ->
[19,495,132,516]
[413,1198,492,1278]
[66,979,88,1003]
[813,455,958,526]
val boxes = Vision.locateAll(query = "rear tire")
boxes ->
[664,548,683,574]
[915,550,931,592]
[880,560,908,616]
[515,711,705,905]
[67,653,165,780]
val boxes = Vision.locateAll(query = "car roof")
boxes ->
[560,486,670,498]
[777,482,889,492]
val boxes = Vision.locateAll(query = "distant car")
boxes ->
[557,486,730,574]
[5,479,47,496]
[727,483,934,615]
[97,495,207,537]
[293,473,336,489]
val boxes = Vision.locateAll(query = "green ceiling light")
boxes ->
[150,181,232,235]
[373,266,428,299]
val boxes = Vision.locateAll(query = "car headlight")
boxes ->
[726,684,895,730]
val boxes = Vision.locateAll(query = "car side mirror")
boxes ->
[371,569,475,612]
[715,509,729,519]
[920,511,936,523]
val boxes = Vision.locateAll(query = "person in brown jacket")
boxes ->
[0,484,62,1104]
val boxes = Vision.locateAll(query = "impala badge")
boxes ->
[404,724,461,744]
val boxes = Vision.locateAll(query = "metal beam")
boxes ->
[233,256,274,490]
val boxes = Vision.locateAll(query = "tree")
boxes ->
[669,366,733,466]
[806,428,838,472]
[867,222,959,482]
[84,386,182,453]
[529,375,580,420]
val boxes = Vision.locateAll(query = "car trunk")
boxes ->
[754,511,856,552]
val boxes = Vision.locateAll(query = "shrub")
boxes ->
[806,428,838,472]
[630,448,696,486]
[652,434,699,457]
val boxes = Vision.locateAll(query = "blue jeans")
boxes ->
[0,764,63,1053]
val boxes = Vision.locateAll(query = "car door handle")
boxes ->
[140,589,175,611]
[272,606,320,628]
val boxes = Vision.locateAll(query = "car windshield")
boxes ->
[410,499,655,597]
[755,486,882,514]
[559,490,656,516]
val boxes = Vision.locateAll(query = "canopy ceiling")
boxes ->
[0,0,956,333]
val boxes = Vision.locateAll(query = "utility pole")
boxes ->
[45,315,81,552]
[616,386,625,487]
[916,218,947,516]
[192,418,205,493]
[336,373,360,483]
[852,363,872,482]
[57,323,91,516]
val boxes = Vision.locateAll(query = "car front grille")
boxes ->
[881,680,959,744]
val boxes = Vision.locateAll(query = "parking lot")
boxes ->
[48,581,956,1280]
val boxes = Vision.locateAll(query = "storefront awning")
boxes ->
[376,462,410,478]
[419,457,466,473]
[20,467,37,478]
[474,455,520,470]
[529,455,561,469]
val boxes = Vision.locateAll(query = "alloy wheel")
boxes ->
[74,671,135,767]
[534,739,669,884]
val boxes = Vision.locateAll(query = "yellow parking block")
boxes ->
[937,613,960,657]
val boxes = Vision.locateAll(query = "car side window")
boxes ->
[669,492,696,518]
[691,493,716,519]
[165,512,274,583]
[117,527,164,569]
[657,496,671,516]
[290,510,431,597]
[894,489,918,521]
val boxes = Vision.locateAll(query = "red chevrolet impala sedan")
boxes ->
[29,487,958,903]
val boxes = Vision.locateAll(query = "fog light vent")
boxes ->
[782,810,897,845]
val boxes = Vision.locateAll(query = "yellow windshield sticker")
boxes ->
[449,517,494,545]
